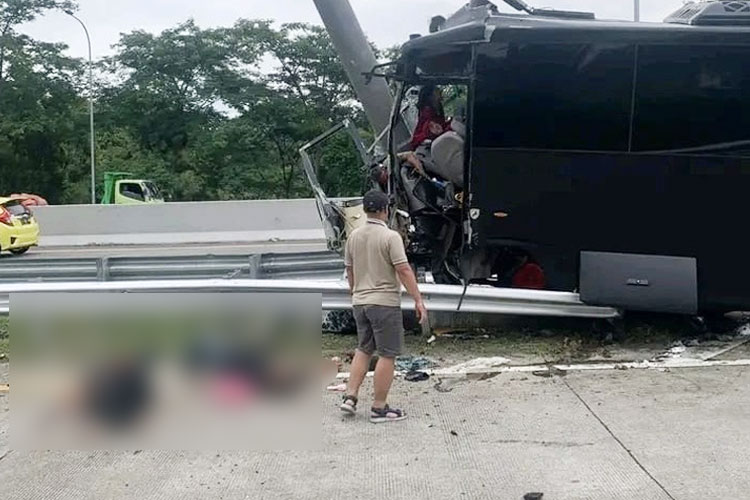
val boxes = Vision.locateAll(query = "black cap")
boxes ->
[363,190,389,213]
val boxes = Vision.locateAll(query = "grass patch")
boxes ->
[323,313,692,366]
[323,328,601,365]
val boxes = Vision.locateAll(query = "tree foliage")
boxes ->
[0,0,85,202]
[0,1,375,203]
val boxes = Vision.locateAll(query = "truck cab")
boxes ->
[102,172,166,205]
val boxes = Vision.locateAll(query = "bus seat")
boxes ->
[430,130,465,189]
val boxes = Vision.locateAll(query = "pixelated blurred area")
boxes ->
[10,293,321,451]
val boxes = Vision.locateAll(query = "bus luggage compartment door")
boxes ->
[579,251,697,314]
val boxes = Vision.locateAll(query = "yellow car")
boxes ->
[0,197,39,255]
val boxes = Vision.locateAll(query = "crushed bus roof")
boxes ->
[402,11,750,56]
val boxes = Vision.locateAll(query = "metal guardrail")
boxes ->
[0,252,345,283]
[0,279,620,319]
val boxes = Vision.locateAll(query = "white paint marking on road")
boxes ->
[334,358,750,379]
[700,337,750,361]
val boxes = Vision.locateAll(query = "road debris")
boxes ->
[700,333,750,361]
[653,342,687,362]
[440,356,511,374]
[434,377,467,393]
[532,366,567,378]
[326,383,347,392]
[421,316,432,338]
[434,379,452,392]
[396,355,436,372]
[466,372,500,381]
[450,430,458,436]
[523,493,544,500]
[337,358,750,380]
[441,333,491,340]
[0,383,8,393]
[404,370,430,382]
[670,343,687,354]
[550,366,567,377]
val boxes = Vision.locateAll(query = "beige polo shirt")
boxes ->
[344,218,409,307]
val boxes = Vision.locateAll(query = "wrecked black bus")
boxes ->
[309,0,750,317]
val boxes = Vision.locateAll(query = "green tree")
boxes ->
[98,19,273,199]
[223,21,366,199]
[265,23,356,122]
[0,0,77,83]
[0,0,88,203]
[1,9,378,204]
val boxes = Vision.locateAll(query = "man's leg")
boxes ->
[341,306,375,414]
[372,355,395,409]
[346,349,372,399]
[368,306,406,422]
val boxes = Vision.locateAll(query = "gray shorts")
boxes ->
[352,305,403,358]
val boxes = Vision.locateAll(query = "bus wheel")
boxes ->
[511,261,546,290]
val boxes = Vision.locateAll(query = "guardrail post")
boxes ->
[248,255,262,279]
[97,257,110,281]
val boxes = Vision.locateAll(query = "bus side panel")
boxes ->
[470,148,750,312]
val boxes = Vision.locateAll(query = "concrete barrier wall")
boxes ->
[32,199,325,247]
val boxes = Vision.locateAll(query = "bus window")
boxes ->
[442,84,468,118]
[403,84,468,189]
[632,45,750,152]
[415,47,473,78]
[473,43,635,152]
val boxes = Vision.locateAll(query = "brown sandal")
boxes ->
[340,395,358,415]
[370,405,407,423]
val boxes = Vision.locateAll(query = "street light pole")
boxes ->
[64,10,96,204]
[634,0,640,22]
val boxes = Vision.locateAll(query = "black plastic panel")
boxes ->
[580,251,697,314]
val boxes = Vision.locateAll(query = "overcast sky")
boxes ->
[20,0,683,61]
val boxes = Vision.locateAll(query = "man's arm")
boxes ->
[395,263,427,324]
[397,151,425,175]
[346,266,354,294]
[388,231,428,323]
[344,237,354,294]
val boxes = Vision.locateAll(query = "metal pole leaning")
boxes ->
[65,10,96,204]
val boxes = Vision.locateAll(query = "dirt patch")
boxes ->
[323,315,695,369]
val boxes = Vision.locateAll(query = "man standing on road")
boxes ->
[340,190,428,423]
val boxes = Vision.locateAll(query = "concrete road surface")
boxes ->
[1,362,748,499]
